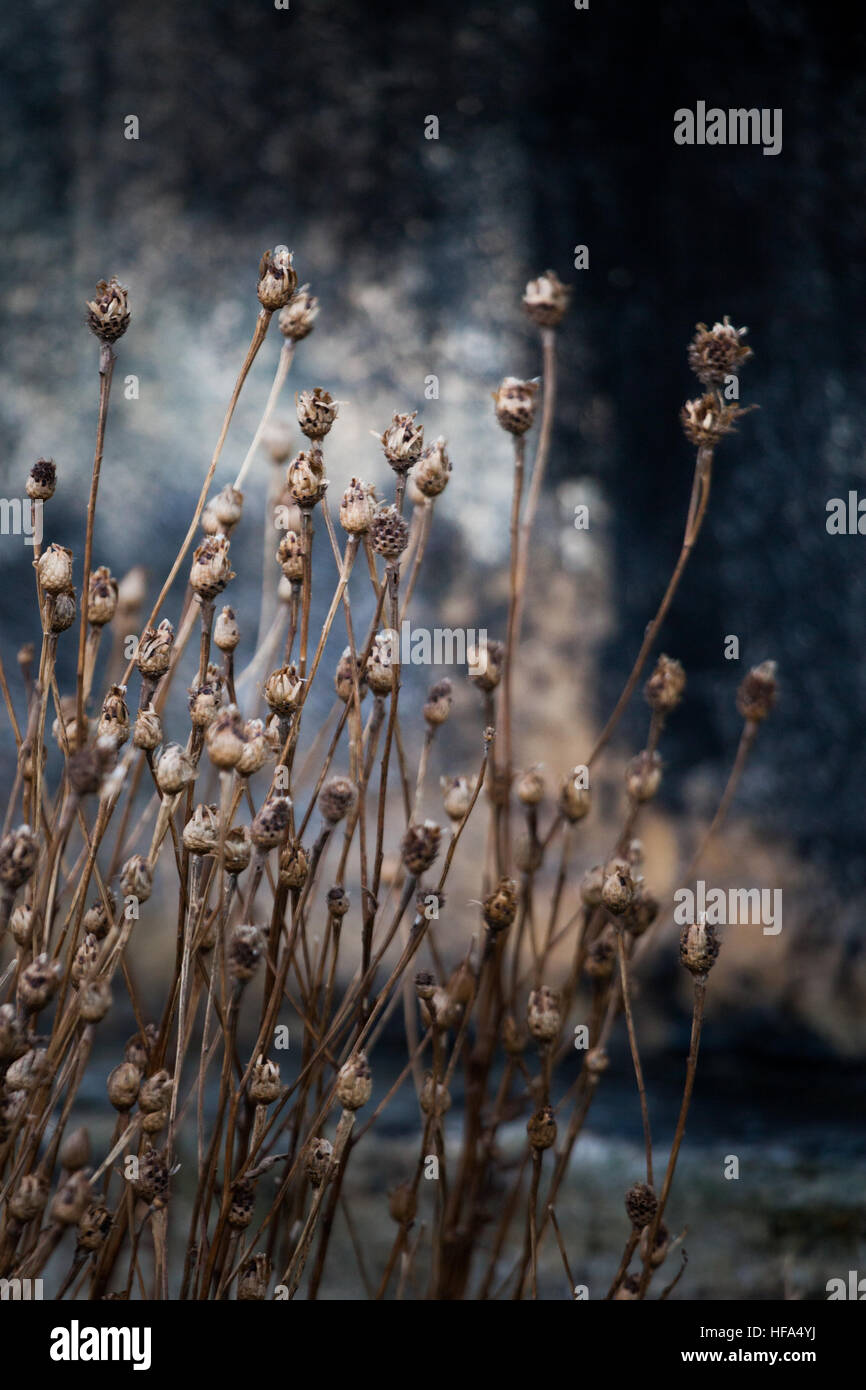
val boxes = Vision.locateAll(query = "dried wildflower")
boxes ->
[370,503,409,559]
[517,765,545,806]
[625,750,662,803]
[602,860,635,915]
[644,653,686,713]
[0,824,37,891]
[688,317,752,386]
[327,885,350,918]
[251,796,292,849]
[60,1126,91,1172]
[68,737,116,796]
[527,986,561,1043]
[467,639,504,693]
[389,1181,417,1227]
[26,457,56,502]
[336,1052,372,1111]
[413,437,452,498]
[120,854,153,902]
[139,1070,173,1114]
[640,1221,671,1268]
[401,820,442,875]
[680,917,720,976]
[154,742,196,796]
[441,774,475,823]
[420,1074,451,1116]
[365,630,396,695]
[334,647,366,703]
[77,1202,112,1252]
[131,1145,169,1205]
[71,933,100,987]
[224,826,252,875]
[339,477,376,534]
[228,1178,256,1229]
[0,1004,25,1060]
[523,270,572,328]
[7,1046,50,1090]
[136,619,174,678]
[125,1024,158,1071]
[297,386,339,440]
[238,1252,273,1301]
[483,876,518,932]
[681,393,748,448]
[250,1056,281,1105]
[87,566,119,626]
[214,605,240,652]
[585,930,616,980]
[132,705,162,751]
[211,484,244,530]
[380,411,424,471]
[187,680,222,729]
[415,970,436,1002]
[527,1105,557,1150]
[278,842,309,890]
[9,903,35,946]
[264,663,304,716]
[493,377,538,435]
[190,533,234,600]
[97,685,130,747]
[36,542,73,593]
[9,1175,48,1223]
[558,767,592,823]
[736,659,778,723]
[79,978,112,1023]
[86,276,130,343]
[514,833,543,873]
[305,1137,334,1188]
[257,247,297,311]
[51,1170,92,1226]
[48,589,76,633]
[205,705,247,770]
[319,776,358,824]
[107,1062,141,1112]
[626,886,659,939]
[287,447,327,508]
[625,1181,658,1231]
[237,719,269,776]
[183,803,220,856]
[277,530,305,582]
[423,677,453,725]
[279,284,319,340]
[18,955,61,1015]
[51,696,87,754]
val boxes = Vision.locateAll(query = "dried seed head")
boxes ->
[77,1201,112,1252]
[36,542,73,594]
[250,1055,282,1105]
[257,247,297,311]
[228,924,264,980]
[339,477,376,534]
[60,1126,91,1172]
[187,680,222,730]
[0,1091,27,1140]
[251,795,292,849]
[70,737,117,797]
[327,885,350,918]
[334,647,367,703]
[365,630,396,696]
[319,776,358,825]
[527,1105,557,1150]
[0,1004,25,1060]
[527,986,561,1043]
[228,1178,256,1229]
[125,1024,158,1071]
[279,283,318,340]
[96,685,129,748]
[224,826,252,875]
[414,970,436,1001]
[688,317,751,387]
[79,978,112,1023]
[514,833,543,873]
[287,447,327,508]
[86,276,130,343]
[9,903,35,947]
[523,269,572,328]
[483,876,518,933]
[205,704,247,770]
[467,639,504,693]
[422,679,453,729]
[139,1070,173,1113]
[558,768,592,823]
[336,1051,372,1111]
[644,654,686,713]
[212,484,244,530]
[278,842,309,890]
[625,1181,658,1230]
[131,1145,169,1205]
[625,750,663,803]
[420,1073,451,1116]
[107,1061,141,1112]
[238,1252,272,1301]
[264,663,304,716]
[237,718,269,777]
[26,457,57,501]
[7,1046,50,1091]
[517,765,546,806]
[680,916,720,976]
[297,386,339,440]
[276,529,305,584]
[681,393,748,448]
[133,705,162,751]
[183,803,220,856]
[87,566,119,626]
[48,589,77,633]
[190,533,234,600]
[414,437,452,497]
[441,773,476,823]
[602,863,635,915]
[493,377,539,435]
[389,1181,417,1227]
[18,957,62,1015]
[214,605,240,653]
[401,820,442,875]
[136,619,175,678]
[370,503,410,559]
[0,824,37,891]
[736,659,777,723]
[304,1136,334,1188]
[71,932,100,987]
[51,1170,92,1225]
[380,411,424,471]
[154,741,196,796]
[120,854,153,902]
[9,1174,48,1223]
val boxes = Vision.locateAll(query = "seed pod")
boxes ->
[413,437,452,497]
[380,411,424,471]
[250,1056,281,1105]
[131,1145,169,1205]
[9,1174,48,1223]
[339,477,375,534]
[681,393,747,448]
[370,503,409,559]
[626,750,663,803]
[96,684,129,748]
[318,776,358,825]
[49,589,77,633]
[334,647,366,703]
[206,705,247,769]
[279,283,318,341]
[120,854,152,902]
[420,1074,451,1116]
[414,970,436,1002]
[71,933,100,987]
[79,978,112,1023]
[190,533,235,600]
[688,317,751,387]
[365,631,396,695]
[212,484,244,530]
[36,542,73,593]
[0,1091,27,1141]
[0,824,37,891]
[136,619,175,678]
[304,1137,334,1188]
[125,1024,158,1071]
[68,738,116,797]
[264,664,304,716]
[18,957,62,1015]
[0,1004,25,1060]
[276,530,305,582]
[251,796,292,849]
[188,681,222,729]
[626,887,659,939]
[26,458,56,502]
[182,804,220,856]
[441,774,475,823]
[237,719,269,777]
[527,986,561,1044]
[77,1202,112,1252]
[401,820,441,875]
[585,1045,609,1076]
[107,1061,141,1112]
[154,742,196,796]
[327,885,350,918]
[389,1181,417,1227]
[297,386,338,440]
[214,605,240,652]
[9,903,34,947]
[87,566,118,626]
[228,924,264,981]
[558,768,592,823]
[514,833,543,873]
[423,677,453,725]
[493,377,538,435]
[483,876,518,933]
[238,1252,273,1301]
[680,917,720,976]
[257,247,297,311]
[337,1052,372,1111]
[625,1181,658,1231]
[60,1126,91,1173]
[523,270,572,328]
[517,765,545,806]
[287,447,327,508]
[278,842,309,890]
[644,654,686,713]
[602,863,634,915]
[51,1170,92,1225]
[228,1178,256,1229]
[224,826,252,875]
[7,1047,50,1091]
[139,1070,173,1114]
[736,660,777,723]
[467,639,504,693]
[133,705,162,751]
[86,275,130,342]
[527,1105,557,1150]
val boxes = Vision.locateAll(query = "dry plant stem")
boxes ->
[234,338,295,491]
[500,433,526,871]
[76,341,116,735]
[616,927,653,1187]
[512,327,556,650]
[548,1206,577,1297]
[688,718,758,872]
[587,445,713,768]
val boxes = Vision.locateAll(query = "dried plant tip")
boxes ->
[7,1046,50,1090]
[86,565,119,626]
[681,393,748,448]
[420,1073,451,1116]
[339,477,376,534]
[107,1061,141,1111]
[188,680,222,729]
[80,977,113,1023]
[136,619,175,678]
[9,903,35,947]
[229,923,264,980]
[527,986,561,1043]
[336,1052,373,1110]
[558,767,592,823]
[26,457,56,501]
[365,631,396,695]
[680,917,720,976]
[414,437,452,497]
[9,1174,48,1223]
[389,1181,417,1226]
[625,1181,658,1230]
[523,270,572,328]
[86,276,130,343]
[602,864,635,915]
[18,956,62,1014]
[237,718,269,776]
[131,1145,169,1205]
[441,773,475,823]
[319,776,358,825]
[0,824,37,890]
[380,411,424,471]
[0,1004,25,1060]
[250,795,292,850]
[228,1178,256,1229]
[327,885,350,917]
[257,247,297,311]
[264,663,304,716]
[125,1023,158,1071]
[36,542,73,594]
[212,484,244,530]
[60,1126,91,1172]
[644,653,686,713]
[276,529,306,582]
[224,826,252,875]
[214,605,240,652]
[139,1070,173,1114]
[190,533,235,600]
[423,677,453,725]
[183,803,220,856]
[250,1056,282,1105]
[334,647,367,703]
[483,876,518,932]
[98,685,130,747]
[71,933,100,987]
[414,970,436,1001]
[297,386,339,440]
[287,447,327,508]
[206,705,247,769]
[736,659,777,723]
[305,1136,334,1188]
[527,1105,557,1150]
[77,1202,112,1252]
[614,1274,642,1300]
[493,377,539,435]
[120,854,153,902]
[625,750,663,803]
[154,741,196,795]
[370,503,409,559]
[467,639,504,693]
[517,764,545,806]
[133,705,162,751]
[51,1170,92,1225]
[401,820,442,875]
[278,842,309,889]
[238,1252,273,1301]
[48,589,76,633]
[688,317,751,386]
[279,283,318,340]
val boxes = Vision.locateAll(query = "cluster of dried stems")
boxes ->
[0,257,776,1300]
